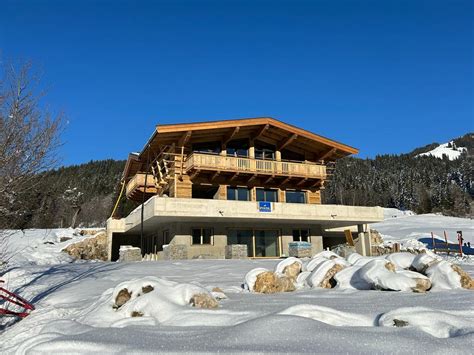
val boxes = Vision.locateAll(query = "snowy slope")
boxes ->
[416,141,467,160]
[373,209,473,245]
[0,214,473,353]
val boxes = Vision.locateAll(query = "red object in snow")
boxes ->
[0,280,35,318]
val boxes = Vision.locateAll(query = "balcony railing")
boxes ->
[185,153,326,179]
[126,173,157,199]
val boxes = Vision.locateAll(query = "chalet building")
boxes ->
[107,117,383,260]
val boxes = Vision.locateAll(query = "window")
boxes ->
[163,230,170,244]
[192,228,213,245]
[255,148,275,160]
[255,142,275,160]
[192,141,221,154]
[293,229,310,242]
[256,188,278,202]
[226,139,249,157]
[227,186,250,201]
[286,190,306,204]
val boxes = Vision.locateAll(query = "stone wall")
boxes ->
[118,246,142,262]
[163,244,188,260]
[63,232,108,261]
[288,242,312,258]
[225,245,248,259]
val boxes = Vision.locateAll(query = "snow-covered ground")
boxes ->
[0,210,473,353]
[416,141,467,160]
[374,208,473,246]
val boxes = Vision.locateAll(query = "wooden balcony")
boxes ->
[126,173,157,201]
[185,153,326,179]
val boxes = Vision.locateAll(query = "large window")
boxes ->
[192,228,213,245]
[293,229,310,242]
[192,141,221,154]
[286,190,306,204]
[256,188,278,202]
[227,186,250,201]
[226,139,249,157]
[227,230,253,257]
[255,142,275,160]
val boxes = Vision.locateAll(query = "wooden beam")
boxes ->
[263,175,274,184]
[254,124,270,140]
[178,131,192,147]
[247,174,258,184]
[277,133,298,151]
[310,179,324,188]
[223,127,240,145]
[297,178,307,187]
[318,148,337,161]
[189,169,200,180]
[229,172,240,182]
[210,171,221,181]
[280,177,292,187]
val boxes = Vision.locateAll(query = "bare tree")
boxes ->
[0,61,63,262]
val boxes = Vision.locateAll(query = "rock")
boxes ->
[411,253,438,273]
[119,246,142,262]
[384,262,396,272]
[283,262,302,281]
[63,231,108,261]
[393,319,409,327]
[370,229,384,245]
[211,287,227,300]
[131,311,143,317]
[190,293,219,309]
[320,263,345,289]
[142,285,154,294]
[253,271,295,293]
[115,288,131,308]
[59,236,72,242]
[412,278,432,293]
[451,265,474,289]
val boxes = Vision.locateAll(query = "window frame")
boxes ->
[285,190,307,204]
[292,229,310,242]
[256,188,279,202]
[227,186,250,201]
[191,227,214,245]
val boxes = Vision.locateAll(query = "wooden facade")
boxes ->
[122,117,357,204]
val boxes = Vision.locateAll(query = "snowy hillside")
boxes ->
[416,141,467,160]
[0,211,473,353]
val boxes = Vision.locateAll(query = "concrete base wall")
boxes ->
[106,197,383,260]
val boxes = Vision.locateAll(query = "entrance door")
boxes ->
[227,230,253,257]
[254,230,280,257]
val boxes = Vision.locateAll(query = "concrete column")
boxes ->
[275,150,281,161]
[356,224,366,256]
[310,235,323,255]
[249,140,255,158]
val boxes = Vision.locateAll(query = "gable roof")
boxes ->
[123,117,358,181]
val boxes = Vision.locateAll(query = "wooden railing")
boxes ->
[126,173,157,197]
[185,153,326,179]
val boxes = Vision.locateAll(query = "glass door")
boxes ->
[254,230,280,257]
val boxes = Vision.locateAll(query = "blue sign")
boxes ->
[258,201,272,212]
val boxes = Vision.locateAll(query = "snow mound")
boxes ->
[274,257,302,276]
[79,277,238,328]
[280,305,474,339]
[280,304,374,326]
[378,307,474,338]
[417,141,467,160]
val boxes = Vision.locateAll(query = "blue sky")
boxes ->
[1,0,472,165]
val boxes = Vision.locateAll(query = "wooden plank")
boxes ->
[277,133,298,151]
[223,126,240,145]
[344,229,355,246]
